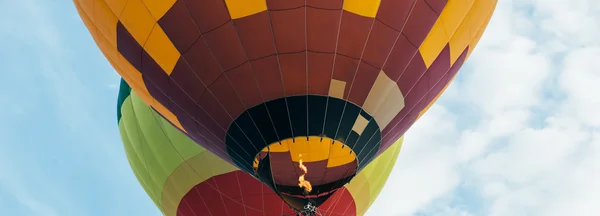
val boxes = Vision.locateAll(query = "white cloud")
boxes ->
[559,47,600,126]
[368,105,462,215]
[367,0,599,215]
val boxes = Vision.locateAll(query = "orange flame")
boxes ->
[298,154,312,193]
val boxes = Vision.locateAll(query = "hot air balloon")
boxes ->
[76,0,497,213]
[117,79,403,216]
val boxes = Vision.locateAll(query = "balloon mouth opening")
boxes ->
[252,136,358,196]
[280,188,339,199]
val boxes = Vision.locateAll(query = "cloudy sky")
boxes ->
[0,0,597,216]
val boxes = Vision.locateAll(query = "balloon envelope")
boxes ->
[117,79,403,216]
[76,0,496,210]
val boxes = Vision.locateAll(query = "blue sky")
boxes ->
[0,1,158,215]
[0,0,597,216]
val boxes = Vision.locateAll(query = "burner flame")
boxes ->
[298,154,312,193]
